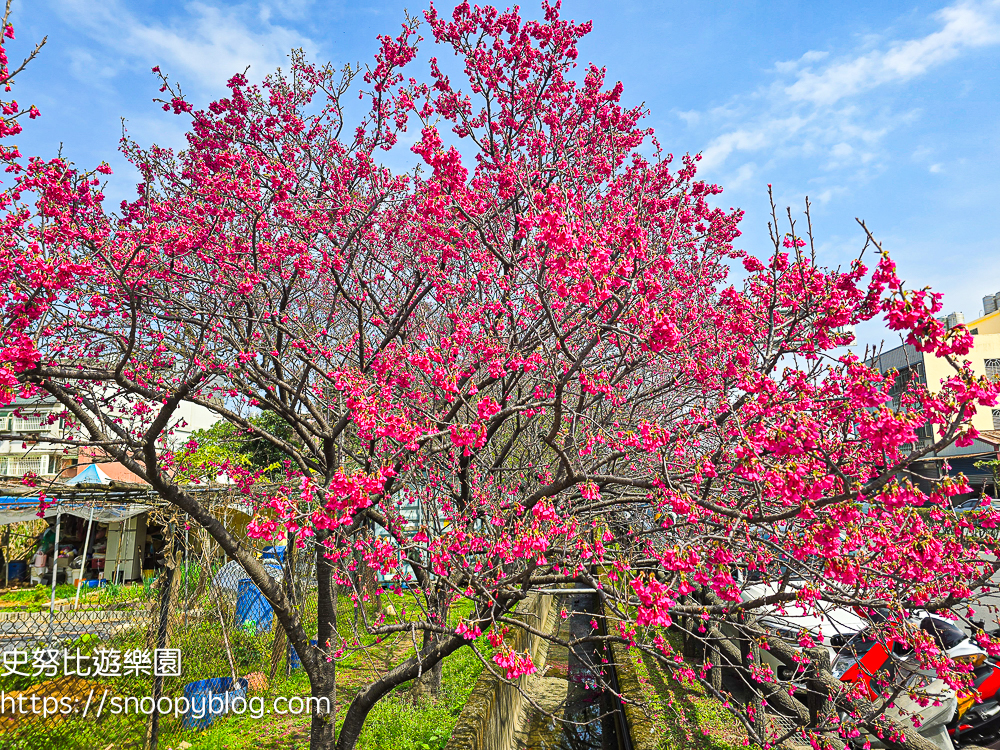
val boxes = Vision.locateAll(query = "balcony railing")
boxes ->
[11,416,48,432]
[0,456,48,476]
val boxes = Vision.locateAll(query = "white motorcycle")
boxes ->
[832,613,991,750]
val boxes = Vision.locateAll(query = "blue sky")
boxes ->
[8,0,1000,344]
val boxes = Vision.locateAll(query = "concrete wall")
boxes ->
[924,331,1000,432]
[872,331,1000,434]
[969,310,1000,336]
[446,593,556,750]
[608,637,661,750]
[73,447,146,483]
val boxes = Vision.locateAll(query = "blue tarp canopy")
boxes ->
[65,464,112,486]
[0,495,152,526]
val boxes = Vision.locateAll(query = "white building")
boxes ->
[0,395,218,483]
[0,396,73,480]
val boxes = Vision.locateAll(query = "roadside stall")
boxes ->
[0,470,157,613]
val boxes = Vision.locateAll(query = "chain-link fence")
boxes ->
[1,525,321,750]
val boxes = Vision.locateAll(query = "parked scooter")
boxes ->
[832,613,995,750]
[951,662,1000,748]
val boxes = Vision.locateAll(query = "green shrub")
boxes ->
[229,621,268,669]
[355,696,452,750]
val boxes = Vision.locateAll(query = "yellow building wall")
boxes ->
[922,332,1000,433]
[968,310,1000,336]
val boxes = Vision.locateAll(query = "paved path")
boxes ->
[967,551,1000,635]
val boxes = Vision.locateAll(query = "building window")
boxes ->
[21,457,42,475]
[0,456,44,476]
[987,359,1000,379]
[12,415,44,432]
[888,363,926,410]
[994,409,1000,430]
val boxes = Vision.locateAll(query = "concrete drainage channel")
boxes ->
[446,591,636,750]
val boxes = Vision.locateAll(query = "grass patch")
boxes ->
[0,588,490,749]
[177,638,487,750]
[611,628,746,750]
[0,583,77,605]
[632,650,746,750]
[0,580,158,612]
[172,597,488,750]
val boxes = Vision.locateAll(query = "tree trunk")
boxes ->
[335,635,470,750]
[409,595,449,702]
[311,531,338,748]
[309,674,337,750]
[409,628,443,702]
[337,692,372,750]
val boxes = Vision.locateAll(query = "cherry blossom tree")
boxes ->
[4,3,1000,750]
[0,0,87,403]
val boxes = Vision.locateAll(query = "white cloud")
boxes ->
[676,109,700,127]
[259,0,320,22]
[55,0,319,91]
[830,142,853,158]
[784,2,1000,106]
[774,49,829,74]
[726,162,758,191]
[700,128,770,170]
[929,162,945,173]
[67,49,119,85]
[686,0,1000,192]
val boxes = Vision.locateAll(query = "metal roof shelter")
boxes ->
[0,481,157,526]
[0,479,165,632]
[0,497,154,525]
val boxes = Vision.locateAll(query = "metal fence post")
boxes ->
[146,552,176,750]
[47,506,62,646]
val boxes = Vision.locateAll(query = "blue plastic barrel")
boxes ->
[182,676,249,729]
[235,579,273,631]
[262,545,286,562]
[6,561,26,582]
[289,639,318,670]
